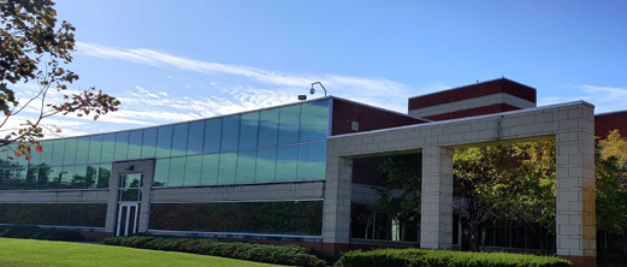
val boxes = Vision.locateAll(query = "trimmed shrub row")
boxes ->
[104,235,327,267]
[0,225,85,241]
[335,249,572,267]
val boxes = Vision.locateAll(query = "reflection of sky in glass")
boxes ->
[236,150,256,183]
[141,128,157,158]
[171,123,189,157]
[187,121,205,155]
[0,100,332,190]
[88,135,102,164]
[300,100,330,143]
[128,130,143,160]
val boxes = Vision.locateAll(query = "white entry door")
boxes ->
[116,203,139,236]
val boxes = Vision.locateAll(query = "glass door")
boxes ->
[115,173,143,236]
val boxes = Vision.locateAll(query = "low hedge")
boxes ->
[0,225,85,241]
[104,235,327,267]
[335,249,572,267]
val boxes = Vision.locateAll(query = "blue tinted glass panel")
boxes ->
[0,146,8,167]
[87,135,102,164]
[11,144,26,167]
[168,157,185,186]
[218,152,237,184]
[300,100,329,142]
[97,164,111,188]
[86,165,99,189]
[221,116,240,152]
[127,130,143,160]
[258,109,279,147]
[239,112,259,150]
[29,145,41,166]
[72,165,87,189]
[25,167,38,189]
[63,138,78,165]
[36,166,52,189]
[48,166,62,189]
[297,142,327,180]
[51,140,65,166]
[153,159,170,187]
[141,128,157,159]
[187,121,205,155]
[236,150,256,184]
[100,134,116,163]
[276,146,298,181]
[171,124,189,157]
[184,155,202,186]
[60,165,74,189]
[203,119,221,153]
[278,105,300,145]
[39,141,53,166]
[255,148,276,183]
[201,154,219,185]
[156,126,173,158]
[114,132,129,161]
[75,137,90,165]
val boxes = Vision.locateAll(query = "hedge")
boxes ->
[0,225,85,241]
[104,235,327,267]
[335,249,572,267]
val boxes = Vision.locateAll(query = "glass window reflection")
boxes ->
[114,132,129,161]
[97,164,111,188]
[153,159,170,187]
[187,121,205,155]
[221,116,240,152]
[258,109,279,147]
[156,125,173,158]
[72,165,87,189]
[87,135,102,164]
[218,152,237,184]
[255,148,276,183]
[168,157,185,186]
[236,150,256,184]
[297,142,327,180]
[278,105,300,145]
[276,146,298,181]
[184,155,202,186]
[239,112,259,150]
[203,119,221,153]
[100,134,116,163]
[127,130,143,160]
[141,128,157,159]
[171,124,189,157]
[51,139,65,166]
[75,137,90,165]
[300,100,329,142]
[39,141,53,166]
[201,154,219,185]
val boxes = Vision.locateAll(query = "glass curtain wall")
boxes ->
[0,99,330,190]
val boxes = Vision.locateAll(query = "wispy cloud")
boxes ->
[75,42,437,112]
[539,85,627,113]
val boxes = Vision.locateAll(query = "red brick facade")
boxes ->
[331,98,427,136]
[595,110,627,140]
[408,78,536,110]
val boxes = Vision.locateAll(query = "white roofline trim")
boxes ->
[595,109,627,116]
[329,100,594,139]
[407,77,537,100]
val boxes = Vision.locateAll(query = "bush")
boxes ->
[0,225,85,241]
[335,249,572,267]
[104,235,326,267]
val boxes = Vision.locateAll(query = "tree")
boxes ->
[597,130,627,266]
[373,153,422,241]
[0,0,120,161]
[453,145,511,252]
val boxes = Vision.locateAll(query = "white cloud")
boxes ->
[539,85,627,113]
[167,76,173,79]
[75,42,433,112]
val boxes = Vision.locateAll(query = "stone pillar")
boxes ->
[322,155,352,254]
[420,146,454,249]
[555,104,596,267]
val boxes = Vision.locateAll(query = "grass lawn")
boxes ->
[0,238,282,267]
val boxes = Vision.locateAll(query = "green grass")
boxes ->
[0,238,282,267]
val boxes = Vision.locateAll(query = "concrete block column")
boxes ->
[420,146,454,249]
[322,155,352,251]
[555,105,596,267]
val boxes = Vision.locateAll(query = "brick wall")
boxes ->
[595,110,627,140]
[331,98,426,136]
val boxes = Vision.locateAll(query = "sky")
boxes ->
[8,0,627,138]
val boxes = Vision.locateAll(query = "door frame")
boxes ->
[116,202,139,236]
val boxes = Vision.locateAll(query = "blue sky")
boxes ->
[12,0,627,137]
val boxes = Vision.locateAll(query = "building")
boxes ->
[0,78,625,267]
